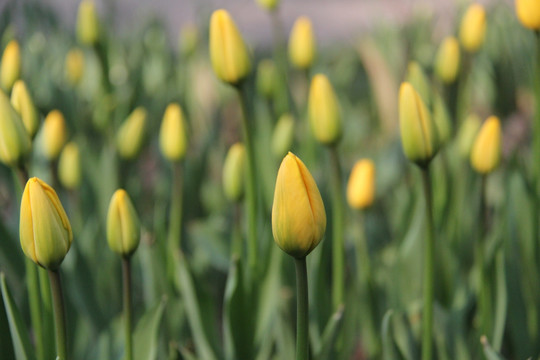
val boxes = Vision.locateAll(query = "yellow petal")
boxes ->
[470,116,501,174]
[160,103,188,161]
[347,159,376,210]
[289,16,316,70]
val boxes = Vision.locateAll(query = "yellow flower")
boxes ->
[20,177,73,270]
[160,103,188,162]
[256,59,278,99]
[209,9,251,85]
[435,37,460,84]
[0,88,31,166]
[347,159,376,210]
[256,0,280,11]
[459,4,487,52]
[288,16,316,70]
[116,107,147,159]
[222,143,246,202]
[77,0,99,45]
[516,0,540,30]
[272,152,326,258]
[42,110,68,160]
[1,40,21,91]
[272,113,295,158]
[399,82,439,166]
[58,142,81,190]
[308,74,342,146]
[11,80,39,138]
[470,116,501,174]
[457,113,481,158]
[107,189,140,257]
[406,61,431,107]
[65,48,85,85]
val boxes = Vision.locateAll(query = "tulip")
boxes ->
[406,61,431,107]
[179,23,199,57]
[399,82,439,166]
[272,152,326,258]
[347,159,376,210]
[434,37,460,84]
[0,89,31,166]
[116,107,147,159]
[272,113,295,158]
[11,80,39,138]
[58,142,81,190]
[19,177,73,270]
[457,113,482,158]
[308,74,342,146]
[65,48,85,85]
[432,93,452,146]
[288,16,316,70]
[160,103,188,162]
[1,40,21,91]
[106,189,140,257]
[459,4,487,52]
[470,116,501,174]
[76,0,99,45]
[256,59,278,100]
[42,110,68,160]
[515,0,540,30]
[209,9,251,85]
[223,143,246,202]
[256,0,280,11]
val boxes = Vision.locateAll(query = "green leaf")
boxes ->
[381,310,400,360]
[481,336,506,360]
[491,250,507,351]
[313,305,345,360]
[133,298,167,360]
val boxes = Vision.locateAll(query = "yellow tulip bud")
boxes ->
[516,0,540,30]
[106,189,140,257]
[256,59,278,99]
[179,23,199,57]
[399,82,439,166]
[470,116,501,174]
[433,93,452,146]
[347,159,376,210]
[308,74,342,146]
[160,103,188,162]
[288,16,316,70]
[11,80,39,138]
[256,0,280,11]
[209,9,251,85]
[457,113,481,158]
[222,143,246,202]
[116,107,147,159]
[0,89,31,166]
[19,177,73,270]
[1,40,21,91]
[58,142,81,190]
[406,61,431,108]
[272,152,326,258]
[76,0,99,45]
[42,110,68,160]
[435,37,460,84]
[459,4,487,52]
[272,113,295,158]
[65,48,85,85]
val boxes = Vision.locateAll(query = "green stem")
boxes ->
[477,175,492,335]
[39,268,55,360]
[329,146,345,310]
[294,257,309,360]
[420,167,435,360]
[533,31,540,254]
[231,204,243,260]
[47,270,67,360]
[26,260,43,360]
[168,162,183,250]
[122,257,133,360]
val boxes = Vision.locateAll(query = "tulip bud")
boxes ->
[459,4,487,53]
[19,177,73,270]
[256,59,278,100]
[347,159,376,210]
[0,89,31,166]
[116,107,147,159]
[179,23,199,57]
[65,48,85,85]
[256,0,280,11]
[515,0,540,30]
[308,74,342,146]
[1,40,21,91]
[435,37,460,84]
[470,116,501,174]
[11,80,39,138]
[288,16,316,70]
[76,0,99,45]
[272,113,295,158]
[272,152,326,258]
[58,142,81,190]
[42,110,68,160]
[399,82,439,166]
[222,143,246,202]
[406,61,431,108]
[160,103,188,162]
[457,113,481,158]
[106,189,140,257]
[433,93,452,146]
[209,9,251,85]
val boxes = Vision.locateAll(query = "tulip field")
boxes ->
[1,0,540,359]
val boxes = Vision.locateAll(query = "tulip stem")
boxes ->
[420,167,434,360]
[294,257,309,360]
[533,31,540,248]
[168,162,183,249]
[476,175,492,336]
[47,269,67,360]
[329,146,345,310]
[122,257,133,360]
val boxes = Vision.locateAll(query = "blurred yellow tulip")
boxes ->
[11,80,39,138]
[435,37,460,84]
[58,142,81,190]
[256,59,278,99]
[160,103,188,162]
[516,0,540,30]
[272,113,295,158]
[65,48,85,85]
[0,88,31,166]
[42,110,68,160]
[457,113,482,158]
[347,159,376,210]
[116,107,147,159]
[256,0,280,11]
[77,0,99,45]
[107,189,140,257]
[222,143,246,202]
[406,61,431,107]
[459,4,487,52]
[470,116,501,174]
[288,16,316,70]
[433,93,452,146]
[1,40,21,91]
[308,74,342,146]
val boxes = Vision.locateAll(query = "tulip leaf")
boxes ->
[481,336,506,360]
[381,310,400,360]
[133,298,166,360]
[313,305,345,360]
[491,250,507,352]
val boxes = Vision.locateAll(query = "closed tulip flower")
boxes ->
[435,37,460,84]
[58,142,81,190]
[20,177,73,270]
[459,4,486,53]
[209,9,251,85]
[256,59,278,100]
[65,48,85,85]
[0,89,31,167]
[11,80,39,138]
[116,107,147,159]
[222,143,246,202]
[457,113,482,158]
[179,23,199,57]
[272,152,326,258]
[272,113,295,158]
[347,159,376,210]
[1,40,21,91]
[160,103,188,162]
[76,0,99,45]
[516,0,540,30]
[256,0,280,11]
[288,16,316,70]
[406,61,431,107]
[470,116,501,174]
[42,110,68,160]
[107,189,140,257]
[308,74,342,146]
[433,93,452,146]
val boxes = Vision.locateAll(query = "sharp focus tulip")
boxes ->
[0,89,31,166]
[459,4,487,52]
[470,116,501,174]
[107,189,140,257]
[11,80,39,138]
[435,37,460,84]
[308,74,342,146]
[160,103,188,162]
[222,143,246,202]
[516,0,540,30]
[58,142,81,190]
[116,107,147,159]
[1,40,21,92]
[288,16,316,70]
[42,110,68,160]
[347,159,376,210]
